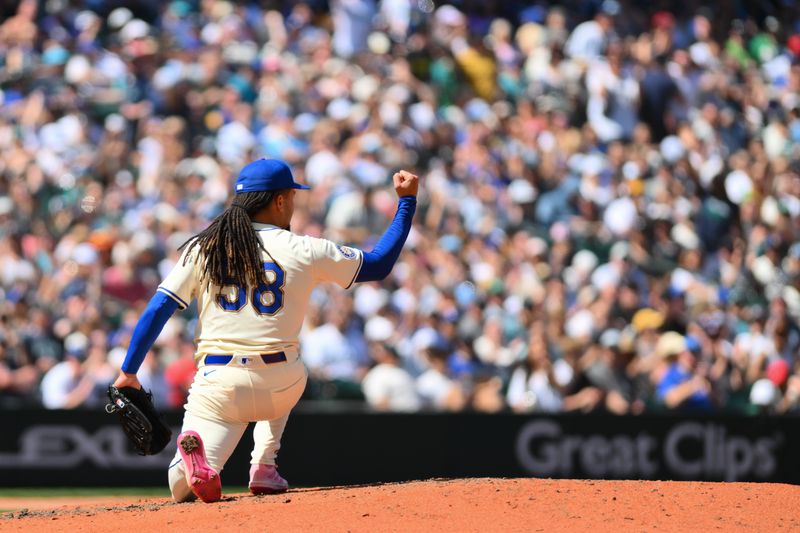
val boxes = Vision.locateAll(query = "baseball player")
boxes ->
[111,159,418,502]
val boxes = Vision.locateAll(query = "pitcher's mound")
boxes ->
[2,478,799,532]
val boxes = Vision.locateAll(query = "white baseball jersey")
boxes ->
[158,222,363,359]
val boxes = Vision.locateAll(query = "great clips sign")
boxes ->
[514,416,792,482]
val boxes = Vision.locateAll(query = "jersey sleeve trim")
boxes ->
[157,286,189,309]
[344,250,364,290]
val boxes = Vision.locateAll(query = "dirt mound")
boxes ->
[2,478,798,532]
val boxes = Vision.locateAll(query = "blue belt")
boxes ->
[204,352,287,365]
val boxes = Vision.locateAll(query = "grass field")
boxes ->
[0,487,166,514]
[0,486,243,514]
[0,487,171,498]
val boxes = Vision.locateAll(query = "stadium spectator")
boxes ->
[40,332,97,409]
[163,343,199,409]
[416,343,467,411]
[655,332,714,411]
[506,335,565,412]
[301,301,369,399]
[584,328,645,414]
[362,342,421,412]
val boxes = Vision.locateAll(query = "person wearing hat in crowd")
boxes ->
[110,159,419,502]
[40,332,95,409]
[655,331,713,411]
[627,307,665,378]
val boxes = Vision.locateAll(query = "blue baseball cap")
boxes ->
[234,159,311,194]
[685,335,701,354]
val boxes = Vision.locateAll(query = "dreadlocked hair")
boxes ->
[180,190,278,288]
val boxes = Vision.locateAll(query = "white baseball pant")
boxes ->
[168,351,307,502]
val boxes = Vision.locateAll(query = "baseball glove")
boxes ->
[105,385,172,456]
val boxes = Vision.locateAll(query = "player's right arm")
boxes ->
[112,247,199,390]
[355,170,418,282]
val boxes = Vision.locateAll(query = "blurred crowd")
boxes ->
[1,0,800,416]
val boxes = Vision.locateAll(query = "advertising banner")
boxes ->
[1,410,797,487]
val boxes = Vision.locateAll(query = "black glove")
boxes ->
[105,385,172,455]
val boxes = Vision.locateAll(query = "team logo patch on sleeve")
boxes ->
[336,245,358,260]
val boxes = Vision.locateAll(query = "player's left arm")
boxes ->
[112,293,181,390]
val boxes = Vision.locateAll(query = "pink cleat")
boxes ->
[177,431,221,503]
[249,464,289,495]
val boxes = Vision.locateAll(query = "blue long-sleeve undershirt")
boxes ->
[120,291,180,374]
[356,196,416,283]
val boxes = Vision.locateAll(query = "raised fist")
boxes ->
[392,170,419,197]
